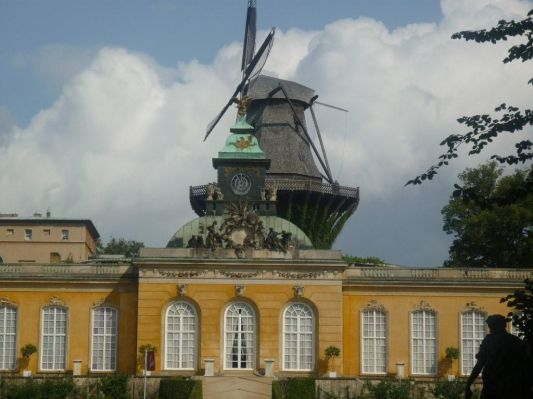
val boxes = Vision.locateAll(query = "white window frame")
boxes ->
[164,301,197,370]
[410,310,437,375]
[223,302,256,370]
[461,310,486,376]
[361,309,387,375]
[90,306,118,372]
[24,229,32,240]
[61,229,69,240]
[282,302,315,371]
[40,306,68,371]
[0,304,17,370]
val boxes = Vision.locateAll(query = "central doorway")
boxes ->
[224,302,256,370]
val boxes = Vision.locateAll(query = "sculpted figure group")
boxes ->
[187,204,294,255]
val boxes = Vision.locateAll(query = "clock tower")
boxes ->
[207,116,273,216]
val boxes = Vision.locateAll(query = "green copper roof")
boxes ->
[218,117,266,159]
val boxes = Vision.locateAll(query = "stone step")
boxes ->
[202,376,273,399]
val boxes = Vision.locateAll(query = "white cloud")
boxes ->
[0,0,531,264]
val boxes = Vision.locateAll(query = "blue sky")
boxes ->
[0,0,530,267]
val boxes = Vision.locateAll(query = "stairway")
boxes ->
[202,375,273,399]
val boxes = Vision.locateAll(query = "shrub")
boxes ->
[361,380,414,399]
[159,377,202,399]
[432,380,466,399]
[272,378,316,399]
[98,373,130,399]
[4,378,77,399]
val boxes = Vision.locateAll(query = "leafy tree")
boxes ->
[501,278,533,345]
[407,9,532,187]
[441,162,533,268]
[97,237,144,258]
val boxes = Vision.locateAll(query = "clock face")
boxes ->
[231,173,252,195]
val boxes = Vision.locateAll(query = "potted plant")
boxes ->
[445,346,460,380]
[21,343,37,377]
[325,345,340,378]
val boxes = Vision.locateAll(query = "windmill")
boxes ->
[191,0,360,249]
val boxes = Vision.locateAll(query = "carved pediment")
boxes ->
[363,299,386,312]
[49,296,65,306]
[413,300,433,311]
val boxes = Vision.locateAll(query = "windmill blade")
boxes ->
[204,28,275,141]
[241,0,257,71]
[314,101,349,113]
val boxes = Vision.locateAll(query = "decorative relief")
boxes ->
[276,271,323,279]
[464,301,485,312]
[293,286,304,297]
[363,299,386,312]
[220,271,259,279]
[413,300,433,311]
[235,285,245,297]
[156,269,204,279]
[49,296,65,306]
[0,297,12,305]
[178,284,187,296]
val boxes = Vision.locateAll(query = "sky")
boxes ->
[0,0,531,267]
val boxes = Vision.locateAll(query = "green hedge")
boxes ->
[272,378,316,399]
[3,378,77,399]
[98,373,130,399]
[361,380,414,399]
[159,377,202,399]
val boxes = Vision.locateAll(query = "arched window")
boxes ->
[283,302,315,371]
[165,302,197,370]
[91,307,118,371]
[41,306,67,370]
[361,309,387,374]
[224,302,255,370]
[0,304,17,370]
[411,310,437,375]
[461,310,486,375]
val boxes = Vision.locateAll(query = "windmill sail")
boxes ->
[204,28,275,141]
[241,0,256,71]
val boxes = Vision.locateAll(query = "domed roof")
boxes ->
[167,215,313,249]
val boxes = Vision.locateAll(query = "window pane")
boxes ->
[41,307,67,370]
[225,303,256,369]
[461,311,485,375]
[166,302,197,369]
[411,311,436,374]
[283,303,314,371]
[0,305,17,370]
[91,307,117,371]
[362,310,387,374]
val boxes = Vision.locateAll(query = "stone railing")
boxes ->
[345,265,533,284]
[0,263,136,279]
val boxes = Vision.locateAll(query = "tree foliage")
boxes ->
[501,278,533,345]
[97,237,144,258]
[407,9,533,186]
[441,162,533,268]
[342,255,386,265]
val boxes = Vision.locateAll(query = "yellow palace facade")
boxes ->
[0,242,528,379]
